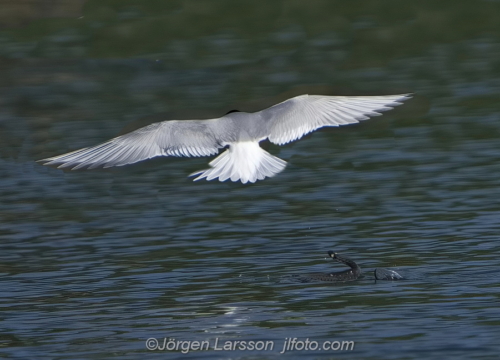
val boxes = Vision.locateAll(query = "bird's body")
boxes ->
[39,93,411,183]
[291,251,404,283]
[303,252,362,282]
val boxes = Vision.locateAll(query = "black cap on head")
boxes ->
[327,251,336,258]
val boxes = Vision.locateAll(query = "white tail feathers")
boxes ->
[190,142,287,183]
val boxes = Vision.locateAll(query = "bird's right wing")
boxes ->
[260,94,411,145]
[39,120,223,170]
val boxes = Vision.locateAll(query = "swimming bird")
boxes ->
[39,94,411,183]
[294,251,404,283]
[301,251,362,282]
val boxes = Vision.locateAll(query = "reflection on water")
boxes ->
[1,1,500,359]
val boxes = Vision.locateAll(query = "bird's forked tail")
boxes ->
[189,141,286,183]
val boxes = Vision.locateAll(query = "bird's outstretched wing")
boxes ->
[39,120,222,170]
[260,94,411,145]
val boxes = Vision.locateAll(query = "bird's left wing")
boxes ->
[259,94,411,145]
[39,119,223,170]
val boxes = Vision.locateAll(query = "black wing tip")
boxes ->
[399,93,414,100]
[388,93,413,107]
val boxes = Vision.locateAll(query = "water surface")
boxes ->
[1,1,500,359]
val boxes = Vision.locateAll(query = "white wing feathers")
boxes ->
[262,94,411,145]
[39,93,411,182]
[39,120,221,170]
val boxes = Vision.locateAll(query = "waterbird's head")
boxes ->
[327,251,349,264]
[327,251,339,261]
[327,251,358,270]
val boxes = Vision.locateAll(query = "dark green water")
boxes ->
[1,1,500,359]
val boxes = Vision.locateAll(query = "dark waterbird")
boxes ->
[295,251,404,282]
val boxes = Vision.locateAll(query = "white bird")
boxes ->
[39,93,411,183]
